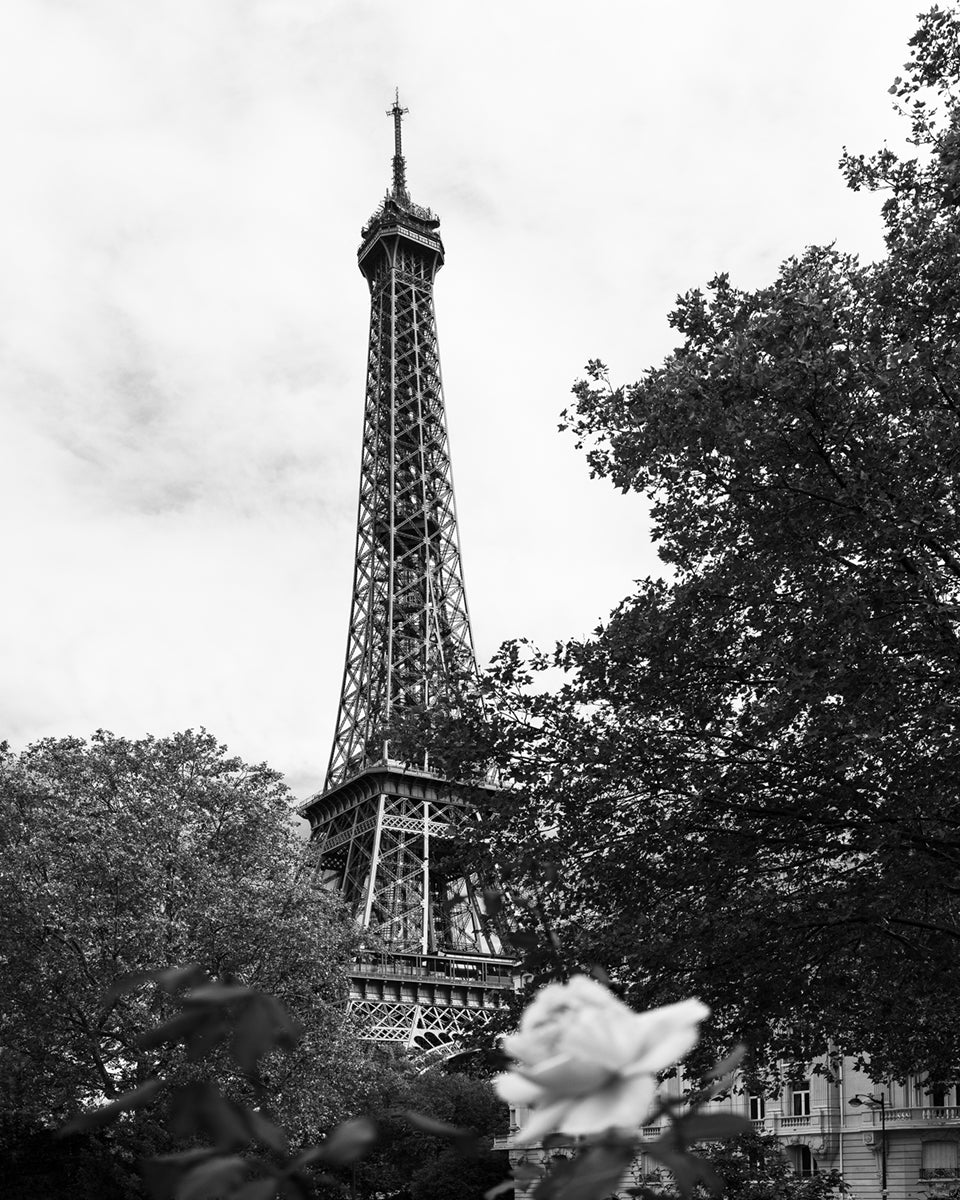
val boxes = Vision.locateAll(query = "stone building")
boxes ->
[498,1058,960,1200]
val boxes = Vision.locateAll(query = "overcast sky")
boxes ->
[0,1,920,800]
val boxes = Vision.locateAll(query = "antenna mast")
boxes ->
[387,88,409,200]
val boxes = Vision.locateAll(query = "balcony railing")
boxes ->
[744,1113,824,1136]
[352,951,515,989]
[858,1107,960,1128]
[745,1108,960,1136]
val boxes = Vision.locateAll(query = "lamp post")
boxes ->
[849,1093,887,1200]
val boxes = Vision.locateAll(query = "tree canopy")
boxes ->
[422,5,960,1085]
[644,1130,846,1200]
[350,1060,508,1200]
[0,729,364,1193]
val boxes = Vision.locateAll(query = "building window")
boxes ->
[915,1079,958,1108]
[750,1095,766,1121]
[790,1145,817,1177]
[921,1141,960,1179]
[792,1081,811,1116]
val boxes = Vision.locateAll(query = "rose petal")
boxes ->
[518,1054,615,1097]
[561,1012,643,1071]
[627,1027,699,1075]
[518,976,612,1035]
[507,976,629,1066]
[623,1000,710,1073]
[563,975,620,1006]
[494,1072,546,1106]
[513,1098,575,1146]
[560,1074,657,1137]
[516,981,576,1029]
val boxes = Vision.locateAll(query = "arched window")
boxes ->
[921,1141,959,1180]
[789,1145,817,1178]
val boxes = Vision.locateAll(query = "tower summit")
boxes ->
[301,97,513,1048]
[388,89,409,201]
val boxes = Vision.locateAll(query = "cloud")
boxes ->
[0,0,920,797]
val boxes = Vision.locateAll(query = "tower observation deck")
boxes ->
[301,96,514,1049]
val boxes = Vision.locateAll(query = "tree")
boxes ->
[416,5,960,1084]
[349,1057,509,1200]
[638,1131,846,1200]
[0,729,365,1195]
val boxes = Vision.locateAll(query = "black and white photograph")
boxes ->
[2,4,957,1199]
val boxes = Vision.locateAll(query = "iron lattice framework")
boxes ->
[302,96,513,1049]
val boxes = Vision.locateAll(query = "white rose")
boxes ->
[495,975,709,1146]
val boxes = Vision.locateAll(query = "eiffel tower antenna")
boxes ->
[388,87,409,200]
[301,98,514,1049]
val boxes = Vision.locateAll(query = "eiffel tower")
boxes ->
[301,95,514,1049]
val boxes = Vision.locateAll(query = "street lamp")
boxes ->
[849,1093,887,1200]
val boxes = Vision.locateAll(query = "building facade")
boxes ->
[500,1059,960,1200]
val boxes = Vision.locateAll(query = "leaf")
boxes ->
[482,887,505,918]
[103,969,165,1002]
[175,1155,247,1200]
[679,1112,754,1142]
[151,1149,221,1167]
[485,1181,516,1200]
[644,1144,699,1199]
[185,1017,231,1063]
[547,1141,635,1200]
[507,931,541,952]
[184,983,258,1006]
[228,994,302,1071]
[167,1081,214,1141]
[244,1108,289,1156]
[701,1043,747,1083]
[286,1146,327,1170]
[141,1152,215,1200]
[104,964,205,1002]
[402,1109,478,1154]
[136,1009,208,1051]
[155,965,207,994]
[402,1109,464,1137]
[692,1158,725,1196]
[513,1161,545,1180]
[233,1180,279,1200]
[58,1078,163,1136]
[692,1044,749,1103]
[203,1092,253,1151]
[318,1117,378,1165]
[231,999,280,1072]
[258,994,305,1053]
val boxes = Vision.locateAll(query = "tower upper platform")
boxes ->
[357,91,444,276]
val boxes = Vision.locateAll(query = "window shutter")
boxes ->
[921,1141,959,1179]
